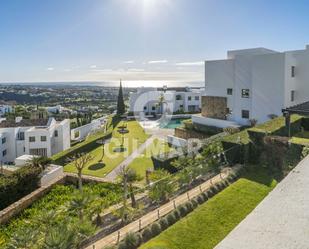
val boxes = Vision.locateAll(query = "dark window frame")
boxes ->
[242,110,250,119]
[241,89,250,98]
[41,136,47,142]
[227,88,233,95]
[29,136,36,142]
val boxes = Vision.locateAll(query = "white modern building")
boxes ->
[0,117,70,163]
[193,46,309,128]
[71,116,107,141]
[129,87,203,116]
[0,105,13,117]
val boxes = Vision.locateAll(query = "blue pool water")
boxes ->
[159,118,189,129]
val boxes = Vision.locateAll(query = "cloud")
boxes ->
[123,60,134,64]
[90,65,97,69]
[175,61,204,66]
[128,68,145,72]
[46,67,54,71]
[148,60,168,64]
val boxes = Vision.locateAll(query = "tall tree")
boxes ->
[116,79,125,115]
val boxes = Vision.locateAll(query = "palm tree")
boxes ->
[148,169,177,204]
[68,193,92,221]
[7,226,39,249]
[69,153,94,192]
[156,94,166,114]
[43,223,75,249]
[27,156,51,172]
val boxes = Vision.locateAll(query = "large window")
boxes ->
[18,132,25,141]
[54,130,58,137]
[176,95,182,100]
[41,136,47,142]
[291,90,295,102]
[188,96,192,101]
[2,150,7,157]
[241,89,250,98]
[29,136,35,142]
[195,96,199,101]
[227,88,233,95]
[1,137,6,144]
[242,110,250,119]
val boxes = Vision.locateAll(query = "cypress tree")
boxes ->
[117,80,125,115]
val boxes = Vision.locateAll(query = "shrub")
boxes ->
[196,195,204,204]
[210,185,219,194]
[120,232,141,249]
[166,213,176,225]
[185,201,193,212]
[151,222,162,236]
[191,198,198,209]
[201,192,209,201]
[172,209,181,220]
[142,227,152,242]
[223,126,240,135]
[159,218,169,231]
[117,241,126,249]
[206,189,214,198]
[177,205,188,217]
[0,166,41,210]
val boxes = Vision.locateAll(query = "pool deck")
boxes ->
[215,155,309,249]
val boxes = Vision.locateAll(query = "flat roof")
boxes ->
[215,155,309,249]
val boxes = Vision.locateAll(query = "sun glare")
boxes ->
[129,0,171,17]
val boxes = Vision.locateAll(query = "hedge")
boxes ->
[0,166,41,210]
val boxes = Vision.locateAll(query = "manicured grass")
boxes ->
[289,131,309,145]
[140,167,277,249]
[223,130,250,144]
[249,114,302,133]
[64,120,150,177]
[128,139,174,179]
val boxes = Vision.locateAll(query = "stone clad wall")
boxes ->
[202,96,227,119]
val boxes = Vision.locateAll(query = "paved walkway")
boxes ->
[104,136,156,181]
[86,168,231,249]
[216,156,309,249]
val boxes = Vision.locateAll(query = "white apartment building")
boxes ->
[0,117,70,163]
[193,46,309,128]
[0,105,13,117]
[129,87,202,116]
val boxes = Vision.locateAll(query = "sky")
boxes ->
[1,0,309,84]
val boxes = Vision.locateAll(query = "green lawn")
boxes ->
[128,139,174,180]
[64,120,150,177]
[140,166,277,249]
[289,131,309,145]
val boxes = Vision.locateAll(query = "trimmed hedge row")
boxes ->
[0,166,41,210]
[113,168,243,249]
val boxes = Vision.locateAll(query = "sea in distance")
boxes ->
[0,80,204,88]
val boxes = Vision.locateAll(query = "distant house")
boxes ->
[0,105,13,117]
[0,117,70,163]
[129,87,203,116]
[193,46,309,128]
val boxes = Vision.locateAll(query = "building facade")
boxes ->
[129,87,202,116]
[0,117,70,163]
[193,46,309,128]
[0,105,13,117]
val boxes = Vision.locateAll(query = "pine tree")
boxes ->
[117,79,125,115]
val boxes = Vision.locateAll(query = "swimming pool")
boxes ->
[159,118,190,129]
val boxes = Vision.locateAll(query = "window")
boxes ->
[1,137,6,144]
[2,150,7,157]
[188,96,192,101]
[143,106,147,110]
[29,136,35,142]
[176,95,182,100]
[291,66,295,77]
[241,89,250,98]
[152,106,156,111]
[242,110,250,119]
[291,90,295,102]
[18,132,25,140]
[180,105,183,108]
[41,136,47,142]
[195,96,199,101]
[54,130,58,137]
[227,88,233,95]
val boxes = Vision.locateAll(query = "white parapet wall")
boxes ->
[40,164,64,187]
[167,135,187,147]
[192,114,240,128]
